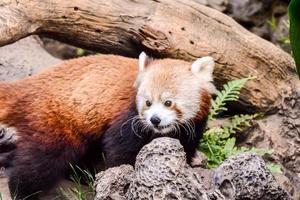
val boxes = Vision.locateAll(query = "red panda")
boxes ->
[101,52,216,167]
[0,53,215,199]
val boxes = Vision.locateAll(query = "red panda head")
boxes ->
[134,52,216,134]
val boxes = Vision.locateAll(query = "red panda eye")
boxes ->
[146,100,152,107]
[164,100,172,107]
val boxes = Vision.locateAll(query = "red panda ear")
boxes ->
[191,56,217,94]
[138,52,148,72]
[191,56,215,81]
[135,52,149,88]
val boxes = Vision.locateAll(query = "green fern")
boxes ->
[209,77,254,120]
[222,114,259,135]
[200,114,259,168]
[200,77,280,172]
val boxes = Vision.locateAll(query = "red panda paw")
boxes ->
[190,150,207,168]
[0,124,18,153]
[0,124,18,168]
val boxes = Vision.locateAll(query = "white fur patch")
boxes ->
[191,56,216,94]
[138,52,147,72]
[191,56,214,81]
[144,103,176,127]
[134,52,148,88]
[0,124,19,143]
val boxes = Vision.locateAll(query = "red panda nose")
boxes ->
[150,115,161,126]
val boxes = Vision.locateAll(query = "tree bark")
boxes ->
[0,0,296,112]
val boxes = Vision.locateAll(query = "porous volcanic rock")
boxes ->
[95,165,134,200]
[214,153,292,200]
[94,137,292,200]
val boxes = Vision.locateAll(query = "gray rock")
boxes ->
[240,88,300,199]
[228,0,273,26]
[94,137,291,200]
[0,36,60,82]
[195,0,229,12]
[94,165,134,200]
[207,0,229,12]
[126,138,210,200]
[214,153,292,200]
[271,14,291,53]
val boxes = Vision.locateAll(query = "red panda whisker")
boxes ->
[120,115,139,136]
[172,125,178,137]
[179,122,189,136]
[140,119,151,135]
[141,121,149,133]
[184,119,195,142]
[175,123,181,138]
[131,117,142,138]
[183,119,193,137]
[135,118,146,137]
[189,119,196,140]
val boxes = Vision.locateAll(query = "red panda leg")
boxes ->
[7,139,83,199]
[100,103,152,168]
[0,125,17,167]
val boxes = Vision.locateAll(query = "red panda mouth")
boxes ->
[154,124,172,131]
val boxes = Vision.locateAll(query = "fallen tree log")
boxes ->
[0,0,296,113]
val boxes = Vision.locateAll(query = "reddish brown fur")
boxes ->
[197,90,211,121]
[0,55,138,148]
[172,104,183,119]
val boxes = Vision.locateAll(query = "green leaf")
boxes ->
[200,78,277,170]
[267,14,277,32]
[76,48,86,57]
[224,138,236,155]
[267,163,283,174]
[208,77,255,120]
[289,0,300,78]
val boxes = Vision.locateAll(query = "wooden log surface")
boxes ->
[0,0,297,113]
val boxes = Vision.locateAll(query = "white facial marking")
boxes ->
[136,95,145,114]
[144,103,176,127]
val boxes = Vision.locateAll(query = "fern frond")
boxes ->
[200,113,259,168]
[208,77,255,120]
[222,114,259,135]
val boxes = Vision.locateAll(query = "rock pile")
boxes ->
[95,137,291,200]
